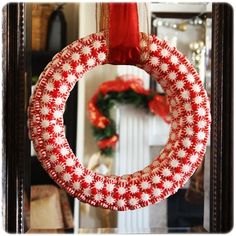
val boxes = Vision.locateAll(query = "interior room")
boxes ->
[1,2,233,234]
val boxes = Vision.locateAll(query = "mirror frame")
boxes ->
[2,2,233,233]
[210,3,233,232]
[2,3,31,233]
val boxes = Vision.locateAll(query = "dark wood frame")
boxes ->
[2,2,233,233]
[2,3,31,233]
[210,3,233,232]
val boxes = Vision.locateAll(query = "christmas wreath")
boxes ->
[88,75,170,156]
[28,31,210,211]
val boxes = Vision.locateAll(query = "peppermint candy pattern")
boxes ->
[28,32,211,211]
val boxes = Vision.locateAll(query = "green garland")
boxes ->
[92,90,155,156]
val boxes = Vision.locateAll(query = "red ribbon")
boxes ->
[108,3,141,65]
[148,95,171,124]
[97,135,119,150]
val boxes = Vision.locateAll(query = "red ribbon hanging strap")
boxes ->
[107,3,141,65]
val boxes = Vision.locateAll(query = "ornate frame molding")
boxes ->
[210,3,233,232]
[2,3,31,233]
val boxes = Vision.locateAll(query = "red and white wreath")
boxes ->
[28,31,211,211]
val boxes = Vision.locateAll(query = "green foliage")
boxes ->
[92,121,116,140]
[32,76,39,85]
[101,147,113,156]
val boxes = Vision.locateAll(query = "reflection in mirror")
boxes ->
[26,2,212,234]
[76,2,212,234]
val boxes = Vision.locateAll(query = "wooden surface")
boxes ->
[2,3,31,233]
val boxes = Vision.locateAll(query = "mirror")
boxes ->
[76,2,212,233]
[2,2,233,234]
[26,2,214,233]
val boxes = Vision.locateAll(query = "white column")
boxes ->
[115,105,150,233]
[115,65,151,233]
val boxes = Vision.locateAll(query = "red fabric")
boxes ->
[108,3,141,65]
